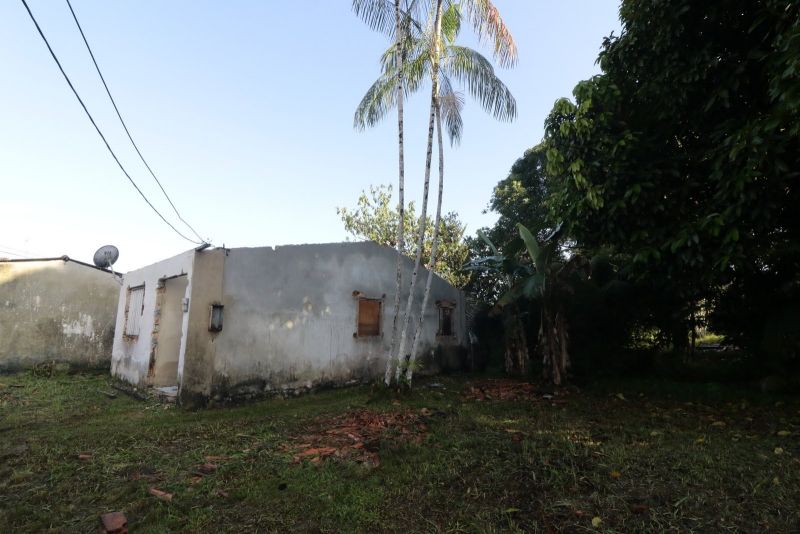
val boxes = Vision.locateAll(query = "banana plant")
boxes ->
[466,222,584,384]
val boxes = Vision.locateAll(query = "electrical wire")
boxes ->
[0,249,26,258]
[65,0,207,244]
[0,243,43,257]
[20,0,204,246]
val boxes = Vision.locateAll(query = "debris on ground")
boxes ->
[196,463,218,474]
[100,511,128,534]
[148,487,173,502]
[110,383,148,402]
[463,379,571,403]
[281,409,428,467]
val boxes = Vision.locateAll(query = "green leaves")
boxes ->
[338,184,470,287]
[354,1,516,141]
[517,223,544,274]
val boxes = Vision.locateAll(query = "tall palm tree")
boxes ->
[353,0,418,384]
[405,3,516,383]
[355,0,516,385]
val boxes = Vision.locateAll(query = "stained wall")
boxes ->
[0,258,120,371]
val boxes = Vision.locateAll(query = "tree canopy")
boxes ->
[471,0,799,374]
[543,0,799,283]
[337,184,469,287]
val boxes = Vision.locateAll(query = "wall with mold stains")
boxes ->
[109,243,467,404]
[110,250,195,386]
[0,259,120,371]
[209,242,466,398]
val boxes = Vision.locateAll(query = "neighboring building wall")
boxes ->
[0,258,120,371]
[208,242,466,399]
[110,251,194,386]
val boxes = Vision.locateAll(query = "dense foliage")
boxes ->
[471,0,800,380]
[337,184,470,287]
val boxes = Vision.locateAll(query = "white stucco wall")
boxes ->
[110,250,194,386]
[110,242,467,401]
[210,242,466,394]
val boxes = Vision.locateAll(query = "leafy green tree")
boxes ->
[336,184,469,288]
[542,0,800,355]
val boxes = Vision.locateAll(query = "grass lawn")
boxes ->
[1,371,799,533]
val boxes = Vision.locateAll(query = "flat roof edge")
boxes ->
[0,256,121,276]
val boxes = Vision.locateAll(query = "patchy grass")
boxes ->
[1,372,799,533]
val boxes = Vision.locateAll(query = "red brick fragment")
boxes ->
[148,487,173,501]
[100,511,128,534]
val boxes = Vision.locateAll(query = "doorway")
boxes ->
[150,274,188,387]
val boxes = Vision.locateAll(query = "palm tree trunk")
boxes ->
[406,96,444,383]
[385,0,406,386]
[395,0,443,383]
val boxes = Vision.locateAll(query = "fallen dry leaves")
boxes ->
[463,379,570,403]
[282,409,429,467]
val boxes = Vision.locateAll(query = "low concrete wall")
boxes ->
[109,243,467,405]
[0,258,120,371]
[209,242,466,399]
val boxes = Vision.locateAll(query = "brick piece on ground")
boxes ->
[100,511,128,534]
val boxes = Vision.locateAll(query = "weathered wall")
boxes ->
[110,250,194,386]
[151,274,188,386]
[179,248,225,406]
[209,242,466,398]
[0,259,120,371]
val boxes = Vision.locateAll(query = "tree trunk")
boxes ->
[395,0,443,384]
[406,94,444,384]
[689,304,696,359]
[385,0,406,386]
[540,302,570,385]
[503,307,528,375]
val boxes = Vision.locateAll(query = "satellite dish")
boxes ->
[93,245,119,269]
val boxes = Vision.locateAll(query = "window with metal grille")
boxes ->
[357,298,382,337]
[124,285,145,337]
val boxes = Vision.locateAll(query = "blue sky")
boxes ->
[0,1,621,271]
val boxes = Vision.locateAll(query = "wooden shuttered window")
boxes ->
[357,298,381,337]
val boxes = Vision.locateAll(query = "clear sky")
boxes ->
[0,1,621,271]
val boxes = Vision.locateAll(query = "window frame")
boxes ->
[123,284,145,338]
[436,300,456,338]
[353,292,384,338]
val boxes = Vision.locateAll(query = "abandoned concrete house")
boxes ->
[110,242,466,405]
[0,256,120,371]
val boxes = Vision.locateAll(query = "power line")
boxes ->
[0,243,44,257]
[65,0,207,244]
[20,0,204,246]
[0,249,26,258]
